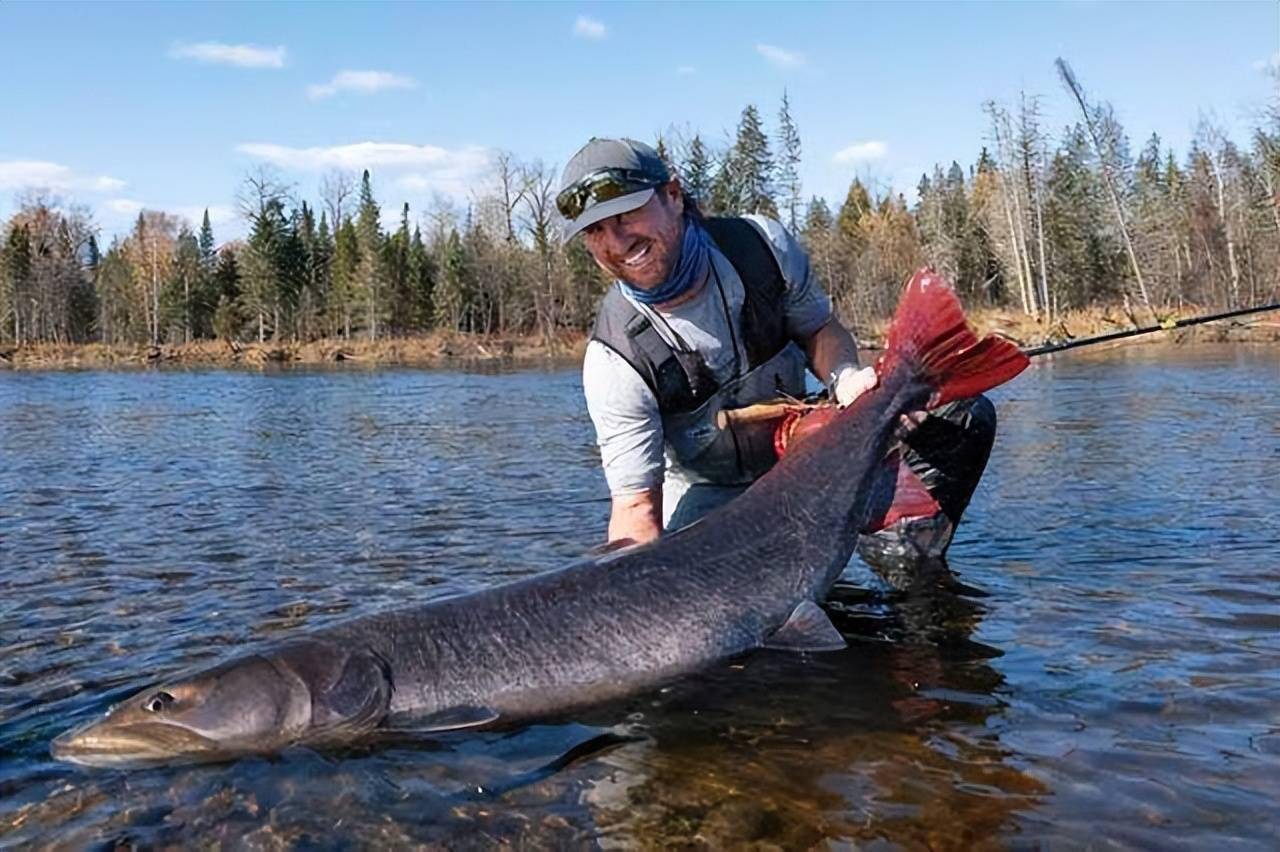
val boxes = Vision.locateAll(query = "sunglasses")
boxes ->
[555,167,669,221]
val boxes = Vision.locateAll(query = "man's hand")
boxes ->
[895,409,929,440]
[832,365,878,408]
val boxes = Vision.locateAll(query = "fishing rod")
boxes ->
[720,299,1280,429]
[1021,301,1280,357]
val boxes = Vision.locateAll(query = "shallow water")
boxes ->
[1,345,1277,849]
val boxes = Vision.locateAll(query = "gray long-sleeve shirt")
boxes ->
[582,215,834,497]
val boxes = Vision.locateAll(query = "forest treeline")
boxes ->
[2,81,1278,348]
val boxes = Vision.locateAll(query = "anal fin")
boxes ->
[762,600,847,652]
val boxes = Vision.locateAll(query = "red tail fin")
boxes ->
[878,268,1028,407]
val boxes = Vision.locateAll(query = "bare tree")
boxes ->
[237,165,290,222]
[319,169,356,226]
[519,161,562,346]
[493,152,528,244]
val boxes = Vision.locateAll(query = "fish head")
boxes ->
[52,639,394,767]
[51,652,315,768]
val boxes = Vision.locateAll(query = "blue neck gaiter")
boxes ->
[620,217,711,306]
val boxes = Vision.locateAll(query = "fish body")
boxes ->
[51,269,1028,767]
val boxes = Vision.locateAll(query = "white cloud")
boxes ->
[677,65,697,76]
[833,141,888,164]
[0,160,126,193]
[573,15,606,39]
[1252,51,1280,73]
[169,41,287,68]
[307,70,418,100]
[236,141,492,200]
[756,44,805,69]
[105,198,145,216]
[236,141,490,172]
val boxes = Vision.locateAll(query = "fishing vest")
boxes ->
[590,216,809,486]
[590,216,791,415]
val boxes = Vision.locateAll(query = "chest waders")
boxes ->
[590,217,807,487]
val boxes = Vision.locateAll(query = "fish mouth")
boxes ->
[51,719,223,768]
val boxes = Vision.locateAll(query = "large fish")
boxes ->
[51,269,1028,768]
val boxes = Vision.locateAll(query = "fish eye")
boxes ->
[143,691,175,713]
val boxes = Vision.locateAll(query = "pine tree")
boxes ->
[276,208,308,340]
[408,225,435,330]
[1044,126,1120,308]
[329,217,360,339]
[310,210,334,337]
[837,178,872,252]
[804,196,833,237]
[716,104,777,216]
[211,246,242,341]
[776,90,803,231]
[355,170,386,340]
[434,228,467,331]
[385,202,412,334]
[682,135,713,211]
[241,198,287,342]
[2,224,32,343]
[198,210,217,271]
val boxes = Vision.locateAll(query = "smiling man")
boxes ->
[559,137,877,545]
[559,138,999,574]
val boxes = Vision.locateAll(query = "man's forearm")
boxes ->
[805,317,860,382]
[608,488,663,544]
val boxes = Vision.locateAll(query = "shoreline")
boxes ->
[1,307,1277,371]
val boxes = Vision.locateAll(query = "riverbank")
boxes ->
[1,306,1277,370]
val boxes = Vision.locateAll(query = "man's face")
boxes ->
[581,182,685,290]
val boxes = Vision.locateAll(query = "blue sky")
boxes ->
[1,1,1276,242]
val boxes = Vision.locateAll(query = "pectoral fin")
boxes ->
[389,704,501,733]
[762,601,847,652]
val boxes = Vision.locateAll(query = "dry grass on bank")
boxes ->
[1,305,1276,370]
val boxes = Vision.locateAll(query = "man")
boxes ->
[558,138,995,580]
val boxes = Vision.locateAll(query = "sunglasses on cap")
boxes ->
[555,167,670,221]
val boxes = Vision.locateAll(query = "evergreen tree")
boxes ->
[1044,126,1120,307]
[72,234,101,341]
[385,203,412,334]
[309,210,334,337]
[776,90,803,230]
[166,226,202,342]
[329,217,360,339]
[241,198,287,342]
[682,135,713,211]
[198,210,217,271]
[2,224,32,342]
[408,225,435,330]
[837,178,872,253]
[276,208,308,340]
[803,196,834,237]
[355,169,386,339]
[715,104,777,216]
[210,246,243,342]
[213,245,241,304]
[434,228,467,331]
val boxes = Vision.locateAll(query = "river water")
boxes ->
[1,345,1277,849]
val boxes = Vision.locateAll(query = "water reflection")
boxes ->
[575,578,1043,849]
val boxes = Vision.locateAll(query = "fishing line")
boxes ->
[1020,301,1280,357]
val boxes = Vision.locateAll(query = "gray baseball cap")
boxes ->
[557,138,672,241]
